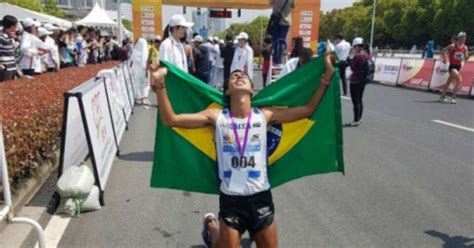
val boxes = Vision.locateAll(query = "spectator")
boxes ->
[37,27,58,72]
[289,36,304,59]
[58,31,74,68]
[334,34,351,95]
[130,38,149,105]
[203,36,218,84]
[346,37,370,127]
[117,39,130,62]
[0,15,18,82]
[210,39,224,89]
[159,14,194,72]
[19,18,48,77]
[43,24,60,71]
[231,32,254,80]
[183,36,195,74]
[261,35,273,86]
[221,33,235,92]
[277,47,314,79]
[270,0,295,65]
[148,35,161,64]
[76,26,88,66]
[191,35,210,83]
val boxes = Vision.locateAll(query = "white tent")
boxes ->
[0,3,72,29]
[75,3,116,27]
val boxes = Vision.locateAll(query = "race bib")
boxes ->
[454,51,464,61]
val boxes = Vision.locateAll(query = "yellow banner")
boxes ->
[132,0,163,40]
[291,0,321,51]
[162,0,270,9]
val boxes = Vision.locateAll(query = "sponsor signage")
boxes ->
[291,0,321,51]
[397,58,434,90]
[429,61,473,95]
[373,58,402,85]
[133,0,163,40]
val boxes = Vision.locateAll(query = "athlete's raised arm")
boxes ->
[262,46,335,124]
[149,63,219,128]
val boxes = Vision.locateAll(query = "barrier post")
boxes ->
[0,122,46,248]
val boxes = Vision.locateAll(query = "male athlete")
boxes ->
[149,48,334,247]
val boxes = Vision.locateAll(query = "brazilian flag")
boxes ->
[151,58,344,194]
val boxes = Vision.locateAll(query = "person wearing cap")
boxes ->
[221,34,236,92]
[203,36,218,84]
[19,18,48,77]
[439,32,470,104]
[0,15,19,82]
[345,37,370,127]
[37,27,58,73]
[148,45,335,248]
[148,35,161,64]
[191,35,210,83]
[231,32,254,80]
[159,14,193,73]
[210,39,225,89]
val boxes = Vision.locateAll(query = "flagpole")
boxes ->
[369,0,377,53]
[117,0,123,42]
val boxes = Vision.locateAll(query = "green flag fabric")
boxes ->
[151,58,344,194]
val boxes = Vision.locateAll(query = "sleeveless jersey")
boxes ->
[215,108,270,196]
[449,44,467,66]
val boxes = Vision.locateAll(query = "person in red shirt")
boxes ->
[440,32,470,104]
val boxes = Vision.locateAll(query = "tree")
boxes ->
[3,0,43,13]
[44,0,65,18]
[122,19,132,31]
[219,16,269,45]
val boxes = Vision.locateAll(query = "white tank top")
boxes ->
[215,108,270,196]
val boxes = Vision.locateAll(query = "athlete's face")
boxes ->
[227,71,253,96]
[457,36,466,44]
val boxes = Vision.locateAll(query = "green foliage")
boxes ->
[122,19,132,31]
[320,0,473,48]
[220,16,269,45]
[43,0,65,18]
[2,0,44,12]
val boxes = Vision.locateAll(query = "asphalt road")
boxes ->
[19,70,474,247]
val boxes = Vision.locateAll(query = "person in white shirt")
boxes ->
[42,24,60,72]
[130,38,149,105]
[230,32,254,80]
[211,39,225,89]
[202,36,218,84]
[334,34,351,95]
[277,48,314,79]
[159,14,194,73]
[19,18,48,77]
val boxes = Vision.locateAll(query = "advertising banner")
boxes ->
[122,63,137,102]
[291,0,321,51]
[132,0,163,40]
[97,70,127,146]
[115,67,133,120]
[429,61,473,95]
[162,0,269,9]
[81,81,117,190]
[60,95,89,175]
[373,57,402,85]
[397,58,434,90]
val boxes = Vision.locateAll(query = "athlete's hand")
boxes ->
[149,61,168,92]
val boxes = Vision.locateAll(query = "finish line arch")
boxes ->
[132,0,320,50]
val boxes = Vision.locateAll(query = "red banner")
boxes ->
[429,61,474,95]
[398,59,434,90]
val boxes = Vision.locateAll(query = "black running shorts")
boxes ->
[218,190,275,235]
[449,64,462,73]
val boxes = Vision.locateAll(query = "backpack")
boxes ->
[362,58,375,84]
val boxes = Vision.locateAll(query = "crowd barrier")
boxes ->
[372,57,474,96]
[59,61,136,205]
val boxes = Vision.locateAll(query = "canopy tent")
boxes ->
[75,3,117,27]
[162,0,271,9]
[0,2,72,29]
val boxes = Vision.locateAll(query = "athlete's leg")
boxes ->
[441,72,454,97]
[451,70,462,98]
[254,221,278,248]
[217,220,240,248]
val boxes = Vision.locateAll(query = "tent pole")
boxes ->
[117,0,123,42]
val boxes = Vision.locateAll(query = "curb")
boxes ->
[0,151,59,232]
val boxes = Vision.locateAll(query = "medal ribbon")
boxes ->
[229,110,252,157]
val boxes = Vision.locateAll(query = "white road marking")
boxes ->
[341,96,351,100]
[35,213,71,248]
[432,120,474,133]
